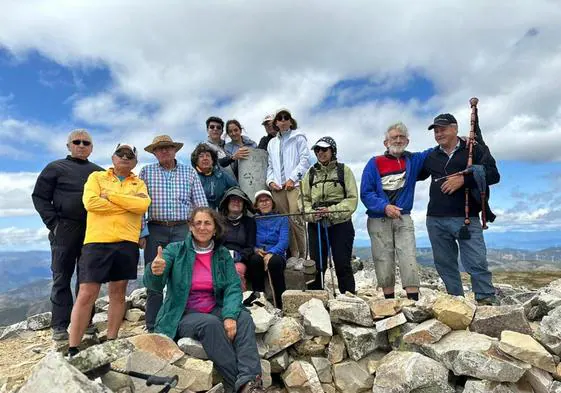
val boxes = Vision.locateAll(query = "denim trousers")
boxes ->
[426,216,495,300]
[144,223,189,331]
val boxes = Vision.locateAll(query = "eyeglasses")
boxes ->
[276,114,291,122]
[71,140,92,146]
[115,150,136,160]
[209,125,223,130]
[314,147,330,153]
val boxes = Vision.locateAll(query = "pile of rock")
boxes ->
[7,275,561,393]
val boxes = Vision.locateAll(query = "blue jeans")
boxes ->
[144,223,189,331]
[426,216,495,300]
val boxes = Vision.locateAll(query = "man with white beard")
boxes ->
[360,122,433,301]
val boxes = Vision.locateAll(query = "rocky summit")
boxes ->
[2,270,561,392]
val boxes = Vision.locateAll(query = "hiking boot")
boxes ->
[52,328,69,341]
[238,376,264,393]
[477,296,500,306]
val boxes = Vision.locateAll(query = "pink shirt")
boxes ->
[186,250,216,313]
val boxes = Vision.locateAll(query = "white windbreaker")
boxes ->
[266,130,311,187]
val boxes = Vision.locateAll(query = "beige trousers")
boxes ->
[272,188,307,259]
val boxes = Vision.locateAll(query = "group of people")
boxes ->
[31,108,499,393]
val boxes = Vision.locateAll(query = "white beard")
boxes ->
[388,144,406,156]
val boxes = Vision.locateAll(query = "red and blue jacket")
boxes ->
[360,148,433,218]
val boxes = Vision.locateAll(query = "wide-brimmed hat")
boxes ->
[144,135,184,153]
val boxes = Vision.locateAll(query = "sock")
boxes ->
[68,347,80,357]
[407,292,419,301]
[384,292,395,299]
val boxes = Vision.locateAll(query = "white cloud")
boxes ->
[0,172,39,217]
[1,1,561,248]
[0,226,49,250]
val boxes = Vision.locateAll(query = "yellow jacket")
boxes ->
[83,169,151,244]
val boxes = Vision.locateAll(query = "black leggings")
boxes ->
[247,253,286,308]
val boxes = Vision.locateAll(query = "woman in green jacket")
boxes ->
[144,207,264,393]
[300,136,358,294]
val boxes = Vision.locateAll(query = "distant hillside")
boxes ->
[0,251,51,293]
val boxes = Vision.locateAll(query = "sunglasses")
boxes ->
[209,125,223,130]
[115,150,136,160]
[314,147,330,153]
[276,114,291,122]
[71,140,92,146]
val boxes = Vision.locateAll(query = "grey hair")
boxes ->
[385,122,409,141]
[67,129,92,144]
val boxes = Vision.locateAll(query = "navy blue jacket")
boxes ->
[255,212,289,257]
[360,149,433,218]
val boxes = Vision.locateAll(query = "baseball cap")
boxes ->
[113,143,138,158]
[254,189,273,203]
[261,114,274,125]
[428,113,458,130]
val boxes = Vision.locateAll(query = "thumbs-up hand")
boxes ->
[151,246,166,276]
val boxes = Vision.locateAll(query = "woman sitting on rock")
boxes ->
[218,187,256,292]
[144,206,264,393]
[250,190,289,309]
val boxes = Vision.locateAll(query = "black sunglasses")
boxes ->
[71,139,92,146]
[115,150,136,160]
[209,125,223,130]
[314,147,330,153]
[276,114,291,122]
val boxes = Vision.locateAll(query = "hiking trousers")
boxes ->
[177,308,261,393]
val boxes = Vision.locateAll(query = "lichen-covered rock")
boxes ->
[372,351,454,393]
[336,324,389,361]
[249,305,277,333]
[403,318,451,345]
[470,305,532,338]
[263,317,305,358]
[26,312,52,331]
[69,339,135,374]
[328,296,374,327]
[333,360,374,393]
[327,335,347,364]
[177,337,208,359]
[127,333,184,363]
[299,298,332,337]
[19,352,112,393]
[282,360,323,393]
[421,330,531,382]
[535,306,561,356]
[375,313,407,332]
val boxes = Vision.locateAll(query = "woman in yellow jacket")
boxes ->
[68,143,151,357]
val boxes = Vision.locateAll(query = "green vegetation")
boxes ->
[463,270,561,290]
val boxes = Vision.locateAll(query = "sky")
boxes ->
[1,1,561,251]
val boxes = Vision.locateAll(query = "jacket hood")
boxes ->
[218,186,254,213]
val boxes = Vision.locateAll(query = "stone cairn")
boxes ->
[3,264,561,393]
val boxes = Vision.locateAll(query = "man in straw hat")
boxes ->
[139,135,208,332]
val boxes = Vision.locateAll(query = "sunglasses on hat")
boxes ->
[115,150,136,160]
[72,139,92,146]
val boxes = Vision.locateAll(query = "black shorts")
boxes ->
[78,241,139,284]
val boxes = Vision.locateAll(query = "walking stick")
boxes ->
[298,172,310,260]
[317,221,324,289]
[111,367,179,393]
[470,98,489,230]
[322,219,337,297]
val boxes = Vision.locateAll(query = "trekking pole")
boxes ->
[316,221,324,290]
[297,172,310,260]
[107,367,178,393]
[267,268,277,309]
[254,210,350,219]
[322,219,337,297]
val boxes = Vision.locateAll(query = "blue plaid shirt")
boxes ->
[139,161,207,236]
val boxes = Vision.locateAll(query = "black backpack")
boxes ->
[308,163,347,199]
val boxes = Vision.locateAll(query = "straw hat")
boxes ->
[144,135,184,153]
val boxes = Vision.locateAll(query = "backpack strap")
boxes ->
[337,163,347,199]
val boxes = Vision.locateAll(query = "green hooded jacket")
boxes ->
[299,160,358,225]
[143,233,242,339]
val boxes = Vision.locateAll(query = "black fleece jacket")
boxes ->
[418,139,500,218]
[32,156,104,231]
